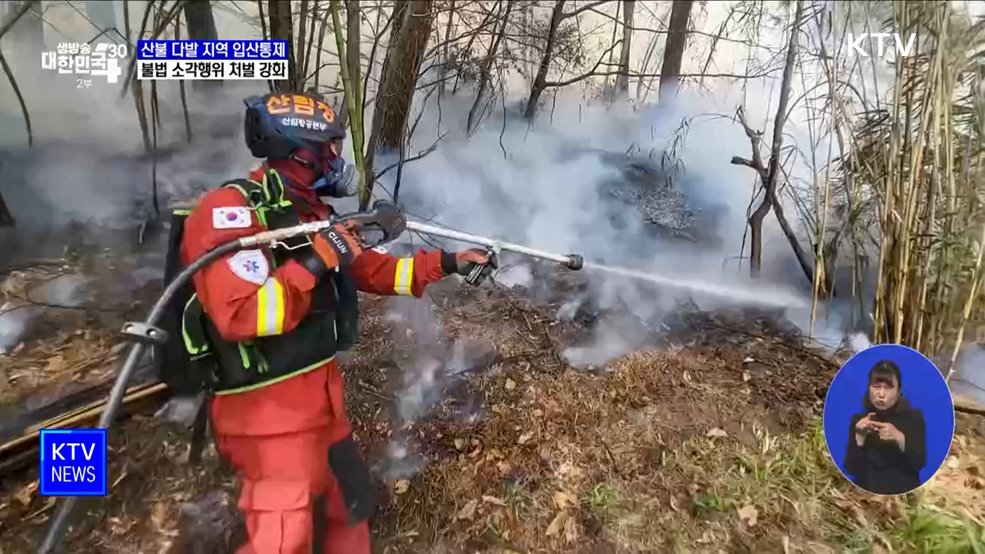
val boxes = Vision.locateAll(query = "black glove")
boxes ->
[301,222,364,277]
[333,200,407,249]
[441,249,499,285]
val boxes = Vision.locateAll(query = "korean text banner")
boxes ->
[137,40,288,60]
[39,429,108,497]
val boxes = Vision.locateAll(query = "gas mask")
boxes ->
[311,156,359,198]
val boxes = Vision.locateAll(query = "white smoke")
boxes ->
[375,87,815,369]
[0,273,88,354]
[951,344,985,406]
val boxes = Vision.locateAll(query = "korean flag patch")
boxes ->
[213,206,253,229]
[228,250,270,285]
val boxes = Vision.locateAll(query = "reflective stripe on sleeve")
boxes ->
[256,277,286,336]
[394,258,415,296]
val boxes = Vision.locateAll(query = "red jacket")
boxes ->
[180,168,447,436]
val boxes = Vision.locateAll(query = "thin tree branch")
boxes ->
[560,0,609,20]
[0,0,39,41]
[0,52,32,147]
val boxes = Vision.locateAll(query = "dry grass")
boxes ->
[1,283,984,553]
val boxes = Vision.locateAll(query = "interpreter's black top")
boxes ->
[844,396,926,495]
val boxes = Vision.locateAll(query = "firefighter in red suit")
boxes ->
[178,92,494,554]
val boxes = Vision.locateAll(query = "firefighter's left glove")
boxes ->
[441,249,499,282]
[303,222,364,277]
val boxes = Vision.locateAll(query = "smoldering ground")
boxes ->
[363,89,846,474]
[376,90,816,367]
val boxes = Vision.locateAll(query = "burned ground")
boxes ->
[1,269,984,553]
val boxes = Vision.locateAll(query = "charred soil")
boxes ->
[1,274,984,553]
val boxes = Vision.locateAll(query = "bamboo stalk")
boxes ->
[947,220,985,380]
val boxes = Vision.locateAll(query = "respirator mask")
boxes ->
[313,156,358,198]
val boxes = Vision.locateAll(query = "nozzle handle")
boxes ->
[564,254,584,271]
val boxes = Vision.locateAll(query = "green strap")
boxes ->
[262,170,291,208]
[181,294,210,356]
[213,356,337,396]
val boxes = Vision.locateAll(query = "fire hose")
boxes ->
[38,203,582,553]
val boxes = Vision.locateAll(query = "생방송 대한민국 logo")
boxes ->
[40,42,127,88]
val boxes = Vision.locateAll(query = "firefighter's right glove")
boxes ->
[302,222,364,277]
[441,248,499,285]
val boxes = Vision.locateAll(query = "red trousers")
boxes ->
[210,361,372,554]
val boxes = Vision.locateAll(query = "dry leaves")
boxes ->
[552,491,576,510]
[150,502,170,531]
[456,499,479,521]
[706,428,728,439]
[393,480,410,495]
[15,480,38,506]
[546,510,569,537]
[44,355,65,373]
[482,495,506,507]
[737,504,758,527]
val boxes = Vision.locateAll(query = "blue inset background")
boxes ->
[39,428,108,497]
[823,344,955,488]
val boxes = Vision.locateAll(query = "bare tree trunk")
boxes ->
[388,0,410,44]
[746,0,804,277]
[524,0,566,121]
[344,0,361,107]
[439,0,455,99]
[123,0,152,155]
[524,4,535,81]
[297,0,309,84]
[467,0,512,135]
[614,0,635,99]
[363,1,410,196]
[313,0,331,91]
[6,1,43,52]
[85,0,117,33]
[0,188,14,227]
[603,0,621,101]
[658,0,692,104]
[184,1,218,40]
[343,0,362,151]
[373,0,435,150]
[184,0,222,92]
[268,0,297,90]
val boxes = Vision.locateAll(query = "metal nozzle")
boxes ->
[565,254,584,270]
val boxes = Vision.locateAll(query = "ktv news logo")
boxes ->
[40,429,108,497]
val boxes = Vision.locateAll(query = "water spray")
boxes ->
[405,220,807,309]
[39,205,804,552]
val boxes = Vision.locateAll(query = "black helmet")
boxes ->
[243,92,346,160]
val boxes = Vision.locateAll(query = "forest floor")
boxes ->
[1,268,985,554]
